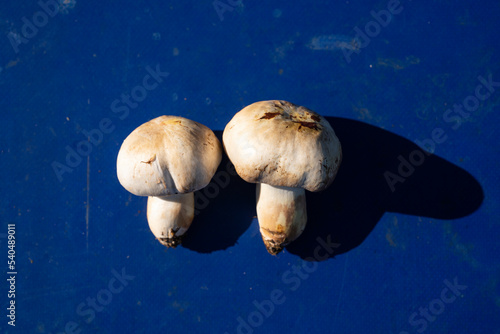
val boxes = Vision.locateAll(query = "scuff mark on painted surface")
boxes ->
[385,216,406,249]
[352,106,384,124]
[5,58,20,69]
[376,56,420,70]
[386,229,396,247]
[272,39,295,63]
[307,34,360,52]
[443,222,480,268]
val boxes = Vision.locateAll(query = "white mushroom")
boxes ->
[116,116,222,247]
[223,100,342,255]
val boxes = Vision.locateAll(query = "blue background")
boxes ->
[1,0,499,333]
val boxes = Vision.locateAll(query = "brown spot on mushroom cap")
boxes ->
[260,112,282,120]
[257,101,322,131]
[296,121,320,131]
[310,114,321,122]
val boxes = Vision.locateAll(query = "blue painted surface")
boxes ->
[1,0,499,333]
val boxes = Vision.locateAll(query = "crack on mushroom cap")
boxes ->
[140,154,157,164]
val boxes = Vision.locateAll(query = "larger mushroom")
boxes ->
[117,116,222,248]
[223,100,342,255]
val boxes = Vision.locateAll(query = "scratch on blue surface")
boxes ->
[86,155,90,253]
[333,254,348,328]
[124,25,131,85]
[443,222,481,268]
[307,34,360,51]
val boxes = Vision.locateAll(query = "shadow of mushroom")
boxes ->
[183,118,484,258]
[181,131,256,253]
[286,117,484,261]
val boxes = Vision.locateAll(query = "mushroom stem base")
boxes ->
[146,193,194,248]
[256,184,307,255]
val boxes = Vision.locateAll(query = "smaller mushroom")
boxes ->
[223,100,342,255]
[116,116,222,248]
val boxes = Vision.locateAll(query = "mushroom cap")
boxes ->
[223,100,342,192]
[117,116,222,196]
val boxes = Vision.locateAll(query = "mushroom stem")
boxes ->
[146,193,194,248]
[256,184,307,255]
